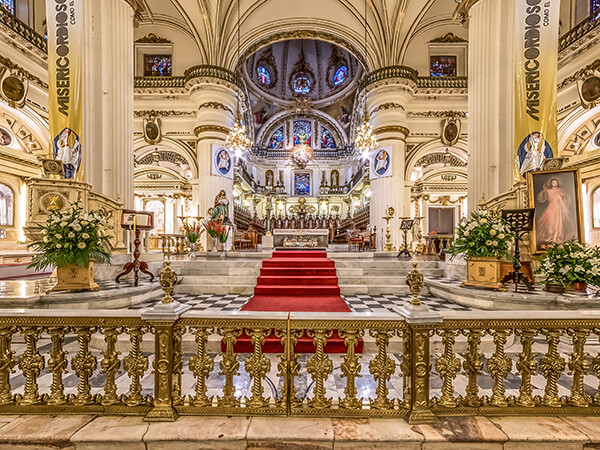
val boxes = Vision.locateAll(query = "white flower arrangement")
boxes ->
[447,210,514,259]
[536,240,600,287]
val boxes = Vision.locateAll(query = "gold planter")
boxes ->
[462,257,506,291]
[52,262,99,292]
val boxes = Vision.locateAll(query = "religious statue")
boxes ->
[53,128,81,179]
[518,132,549,176]
[209,190,231,224]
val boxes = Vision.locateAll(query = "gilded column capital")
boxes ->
[193,124,231,140]
[373,125,410,139]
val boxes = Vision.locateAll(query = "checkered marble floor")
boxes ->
[128,292,471,312]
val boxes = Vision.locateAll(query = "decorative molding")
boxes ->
[373,125,410,137]
[416,151,467,168]
[429,33,467,43]
[134,33,171,44]
[408,110,467,119]
[371,102,405,114]
[193,125,230,137]
[197,102,232,113]
[254,45,278,89]
[135,149,191,167]
[134,109,195,118]
[558,59,600,90]
[0,55,48,89]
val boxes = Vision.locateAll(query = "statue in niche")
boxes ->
[331,170,339,186]
[209,190,231,224]
[266,170,274,186]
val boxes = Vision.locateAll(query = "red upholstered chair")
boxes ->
[346,229,364,251]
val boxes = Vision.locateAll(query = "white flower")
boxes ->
[464,231,470,237]
[560,266,571,275]
[56,243,62,249]
[68,232,75,238]
[77,242,86,249]
[43,237,49,243]
[55,234,62,239]
[81,233,90,239]
[60,221,67,227]
[486,240,492,246]
[80,220,88,226]
[480,218,488,224]
[41,229,47,235]
[574,265,585,272]
[492,241,498,246]
[490,229,497,236]
[72,225,82,232]
[498,233,505,239]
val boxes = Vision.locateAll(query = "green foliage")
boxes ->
[535,240,600,287]
[446,210,515,260]
[28,202,112,270]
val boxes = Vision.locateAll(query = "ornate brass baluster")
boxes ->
[306,329,333,408]
[71,326,98,405]
[567,328,591,407]
[0,326,15,405]
[245,328,271,408]
[218,328,242,408]
[17,326,44,405]
[276,328,302,408]
[487,329,512,407]
[591,328,600,405]
[172,324,185,406]
[399,329,410,409]
[435,329,460,408]
[515,329,538,407]
[539,328,566,407]
[123,326,149,406]
[189,327,214,407]
[368,330,395,410]
[100,326,122,406]
[46,326,69,405]
[339,329,363,409]
[462,329,484,407]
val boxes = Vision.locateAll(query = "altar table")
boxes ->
[272,229,329,249]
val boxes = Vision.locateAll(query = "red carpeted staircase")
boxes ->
[231,250,362,353]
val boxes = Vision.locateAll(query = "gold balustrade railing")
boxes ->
[0,306,599,422]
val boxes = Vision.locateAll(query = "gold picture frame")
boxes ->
[527,168,584,254]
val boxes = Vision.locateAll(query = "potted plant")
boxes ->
[183,222,203,258]
[535,241,600,293]
[28,202,112,291]
[447,210,514,290]
[204,220,229,253]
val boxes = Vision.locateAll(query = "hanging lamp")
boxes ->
[226,0,252,157]
[354,0,377,158]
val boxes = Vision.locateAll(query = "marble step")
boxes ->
[338,276,421,285]
[174,284,255,295]
[339,285,417,295]
[336,268,443,277]
[170,260,264,270]
[175,267,261,276]
[333,260,440,269]
[177,275,259,285]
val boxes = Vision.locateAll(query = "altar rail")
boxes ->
[1,307,600,422]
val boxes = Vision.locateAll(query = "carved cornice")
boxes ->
[373,125,410,137]
[558,59,600,90]
[197,102,233,113]
[370,102,405,114]
[429,33,467,43]
[0,55,47,89]
[134,109,195,118]
[193,125,230,137]
[135,33,171,44]
[408,110,467,119]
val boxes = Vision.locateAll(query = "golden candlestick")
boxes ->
[382,206,396,252]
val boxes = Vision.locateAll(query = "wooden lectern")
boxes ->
[116,210,155,286]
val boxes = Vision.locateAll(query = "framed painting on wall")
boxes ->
[294,172,311,196]
[527,168,584,254]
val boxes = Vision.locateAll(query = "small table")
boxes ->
[116,211,155,286]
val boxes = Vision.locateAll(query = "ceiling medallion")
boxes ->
[226,113,252,156]
[290,144,313,168]
[354,115,378,157]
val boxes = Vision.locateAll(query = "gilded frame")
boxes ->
[527,168,584,254]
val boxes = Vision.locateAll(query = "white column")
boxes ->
[467,0,516,209]
[82,0,134,208]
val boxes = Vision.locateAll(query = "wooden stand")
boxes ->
[116,228,154,286]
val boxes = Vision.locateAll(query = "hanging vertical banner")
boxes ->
[46,0,84,180]
[370,146,393,180]
[514,0,560,180]
[212,144,234,179]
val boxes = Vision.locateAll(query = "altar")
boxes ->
[273,229,329,249]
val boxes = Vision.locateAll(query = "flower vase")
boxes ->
[189,243,197,259]
[220,243,227,259]
[211,237,218,253]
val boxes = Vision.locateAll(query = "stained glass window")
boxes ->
[257,66,271,86]
[333,66,348,86]
[293,120,311,146]
[593,0,600,12]
[269,127,284,149]
[320,126,336,149]
[430,55,457,77]
[294,173,311,196]
[0,0,14,14]
[293,76,311,95]
[144,55,172,76]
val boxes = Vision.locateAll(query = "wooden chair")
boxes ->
[346,229,364,251]
[234,230,252,250]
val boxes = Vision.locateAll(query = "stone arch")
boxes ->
[405,138,468,180]
[134,137,198,179]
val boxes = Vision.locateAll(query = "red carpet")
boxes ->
[230,250,361,353]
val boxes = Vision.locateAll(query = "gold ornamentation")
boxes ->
[306,330,333,408]
[591,329,600,405]
[462,329,484,407]
[159,262,177,304]
[189,327,214,407]
[406,263,424,306]
[515,329,537,407]
[0,327,15,405]
[135,33,171,43]
[100,327,122,406]
[197,102,233,113]
[46,326,69,405]
[218,328,242,407]
[354,116,378,155]
[369,330,395,410]
[172,324,185,406]
[339,329,363,409]
[193,124,231,137]
[539,328,566,407]
[226,113,252,154]
[370,102,405,114]
[382,207,396,252]
[123,326,149,406]
[435,330,460,407]
[567,328,591,407]
[486,329,512,407]
[408,328,435,423]
[71,327,98,405]
[40,193,66,212]
[244,328,271,408]
[373,125,410,138]
[429,32,468,43]
[17,326,44,405]
[276,328,303,408]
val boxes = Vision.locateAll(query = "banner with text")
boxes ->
[212,145,234,179]
[46,0,84,180]
[370,146,393,180]
[514,0,560,180]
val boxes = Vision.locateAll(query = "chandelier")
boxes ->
[226,113,252,156]
[290,144,312,168]
[354,115,378,157]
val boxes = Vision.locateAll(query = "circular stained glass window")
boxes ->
[293,76,311,95]
[333,66,348,86]
[257,66,271,86]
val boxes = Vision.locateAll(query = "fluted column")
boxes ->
[82,0,134,208]
[467,0,516,209]
[367,81,413,250]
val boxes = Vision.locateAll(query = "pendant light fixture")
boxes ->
[354,0,377,159]
[226,0,252,157]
